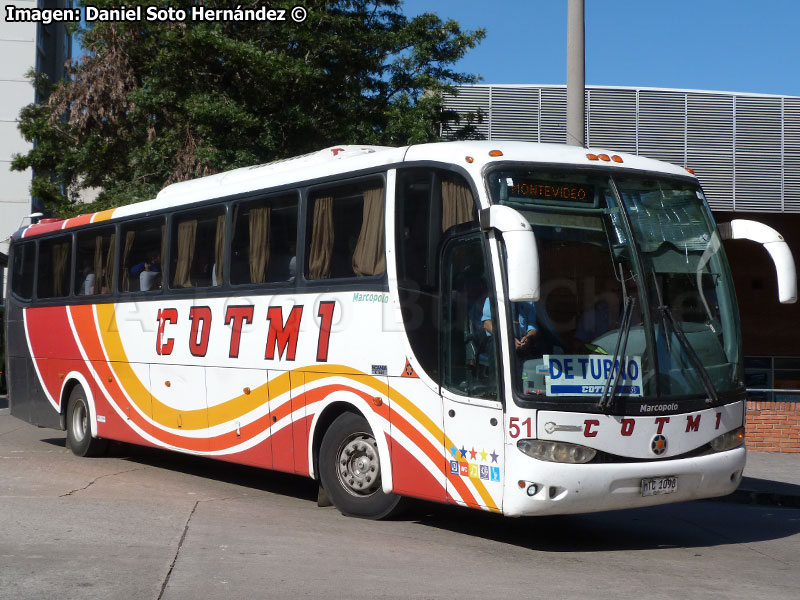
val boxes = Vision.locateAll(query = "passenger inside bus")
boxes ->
[79,266,95,296]
[460,266,492,373]
[575,277,622,345]
[130,253,161,291]
[482,299,540,358]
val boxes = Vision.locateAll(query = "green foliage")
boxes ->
[12,0,485,216]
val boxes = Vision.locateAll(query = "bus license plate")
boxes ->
[641,476,678,497]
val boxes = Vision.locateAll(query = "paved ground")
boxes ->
[2,411,800,600]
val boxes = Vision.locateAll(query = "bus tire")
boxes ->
[66,385,107,457]
[318,412,402,519]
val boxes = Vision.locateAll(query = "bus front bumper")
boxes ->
[502,445,745,517]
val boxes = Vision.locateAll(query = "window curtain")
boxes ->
[214,214,225,286]
[105,233,116,292]
[308,196,334,280]
[352,187,385,276]
[173,219,197,288]
[93,235,104,294]
[122,231,135,291]
[441,178,474,232]
[249,206,270,284]
[52,242,70,296]
[160,223,166,271]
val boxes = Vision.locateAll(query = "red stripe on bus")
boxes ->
[21,221,66,238]
[64,305,452,498]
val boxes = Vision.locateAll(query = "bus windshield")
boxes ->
[487,167,743,406]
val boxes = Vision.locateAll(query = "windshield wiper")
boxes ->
[648,271,718,405]
[598,295,636,412]
[658,304,719,405]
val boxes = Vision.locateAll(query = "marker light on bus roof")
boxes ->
[686,167,696,174]
[489,149,504,157]
[465,156,474,163]
[587,153,623,163]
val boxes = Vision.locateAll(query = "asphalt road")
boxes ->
[2,412,799,600]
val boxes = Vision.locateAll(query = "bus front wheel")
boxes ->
[318,412,402,519]
[66,385,108,457]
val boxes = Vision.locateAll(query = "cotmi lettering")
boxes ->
[154,302,335,363]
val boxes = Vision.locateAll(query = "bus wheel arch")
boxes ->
[59,372,97,436]
[310,401,359,480]
[309,395,393,490]
[316,410,402,519]
[61,375,107,457]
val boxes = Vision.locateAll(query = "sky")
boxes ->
[401,0,800,97]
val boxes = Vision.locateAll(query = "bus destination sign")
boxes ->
[508,179,594,204]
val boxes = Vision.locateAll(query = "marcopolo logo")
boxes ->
[353,292,389,304]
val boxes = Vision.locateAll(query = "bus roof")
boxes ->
[18,141,696,239]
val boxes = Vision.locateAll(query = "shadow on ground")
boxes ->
[40,431,800,553]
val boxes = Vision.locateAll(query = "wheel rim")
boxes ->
[72,400,88,443]
[336,432,381,497]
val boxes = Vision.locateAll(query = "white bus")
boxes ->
[6,141,795,518]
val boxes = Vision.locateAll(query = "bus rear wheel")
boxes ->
[66,385,108,457]
[319,412,402,519]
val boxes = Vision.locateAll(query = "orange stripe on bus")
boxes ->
[64,214,94,229]
[91,209,116,223]
[85,304,498,510]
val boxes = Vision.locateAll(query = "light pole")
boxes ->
[566,0,585,147]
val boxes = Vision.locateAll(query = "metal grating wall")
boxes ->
[442,85,800,213]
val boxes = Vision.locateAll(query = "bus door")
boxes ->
[440,233,505,510]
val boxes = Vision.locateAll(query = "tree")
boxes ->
[12,0,485,216]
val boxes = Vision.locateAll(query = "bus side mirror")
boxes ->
[480,206,540,302]
[719,219,797,304]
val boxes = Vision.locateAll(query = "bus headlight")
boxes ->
[517,439,596,464]
[710,427,745,453]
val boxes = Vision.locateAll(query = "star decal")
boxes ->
[480,449,488,462]
[459,446,467,459]
[449,445,458,458]
[490,450,499,463]
[469,447,477,460]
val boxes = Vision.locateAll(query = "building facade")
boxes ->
[0,0,72,253]
[443,84,800,213]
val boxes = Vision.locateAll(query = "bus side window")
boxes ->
[75,228,115,296]
[305,179,385,280]
[395,168,478,384]
[11,241,36,300]
[119,218,164,293]
[171,207,226,289]
[37,236,72,299]
[230,194,298,285]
